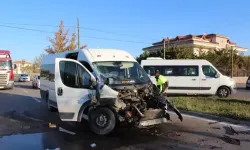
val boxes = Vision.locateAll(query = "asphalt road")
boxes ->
[0,82,250,150]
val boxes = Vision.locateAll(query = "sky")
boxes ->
[0,0,250,62]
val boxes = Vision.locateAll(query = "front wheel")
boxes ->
[88,107,116,135]
[217,87,230,98]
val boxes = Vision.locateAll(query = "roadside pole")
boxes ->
[231,48,233,78]
[167,37,169,56]
[77,18,80,50]
[164,39,166,60]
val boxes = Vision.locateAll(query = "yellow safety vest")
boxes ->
[156,75,168,92]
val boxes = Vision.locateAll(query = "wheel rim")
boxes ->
[219,88,228,97]
[95,114,108,127]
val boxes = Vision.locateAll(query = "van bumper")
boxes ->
[230,84,237,94]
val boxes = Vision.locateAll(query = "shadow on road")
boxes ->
[0,92,168,150]
[14,82,34,89]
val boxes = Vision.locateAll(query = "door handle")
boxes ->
[192,79,196,81]
[202,79,206,81]
[57,87,63,96]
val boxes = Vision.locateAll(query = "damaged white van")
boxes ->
[40,49,182,135]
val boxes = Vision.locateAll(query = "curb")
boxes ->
[178,109,250,127]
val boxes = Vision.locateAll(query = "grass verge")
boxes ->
[170,97,250,121]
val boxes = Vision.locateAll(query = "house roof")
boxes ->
[144,33,247,51]
[13,60,32,64]
[152,33,236,46]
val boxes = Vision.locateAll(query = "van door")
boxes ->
[200,65,220,95]
[54,58,96,121]
[169,65,200,94]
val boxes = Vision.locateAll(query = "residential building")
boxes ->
[143,33,248,55]
[13,60,33,74]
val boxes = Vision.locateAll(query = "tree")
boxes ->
[33,54,43,69]
[136,46,249,77]
[31,54,43,73]
[45,20,87,54]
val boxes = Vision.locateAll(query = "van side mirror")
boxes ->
[90,77,97,88]
[13,64,17,69]
[215,73,220,78]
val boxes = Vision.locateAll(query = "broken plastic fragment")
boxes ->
[49,123,57,128]
[90,143,96,148]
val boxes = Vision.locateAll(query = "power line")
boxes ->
[0,24,151,44]
[0,21,158,41]
[0,24,53,33]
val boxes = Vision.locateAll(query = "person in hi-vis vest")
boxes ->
[155,70,169,94]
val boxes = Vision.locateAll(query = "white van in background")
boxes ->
[141,57,236,98]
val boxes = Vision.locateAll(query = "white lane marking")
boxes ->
[169,111,250,130]
[31,97,41,103]
[59,127,76,135]
[23,89,28,93]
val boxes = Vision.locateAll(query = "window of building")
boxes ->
[202,65,217,77]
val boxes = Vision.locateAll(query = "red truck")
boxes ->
[0,50,15,89]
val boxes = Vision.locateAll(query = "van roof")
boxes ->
[84,48,136,62]
[141,59,210,66]
[42,48,137,64]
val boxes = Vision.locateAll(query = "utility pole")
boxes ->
[231,48,233,78]
[167,37,169,54]
[163,39,166,60]
[77,18,80,50]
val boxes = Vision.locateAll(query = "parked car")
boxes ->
[246,76,250,90]
[18,74,30,82]
[32,75,40,89]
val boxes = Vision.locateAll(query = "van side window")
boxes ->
[77,64,91,88]
[143,66,161,76]
[60,61,78,88]
[202,65,217,77]
[41,64,55,82]
[79,61,93,72]
[162,66,174,76]
[175,66,199,76]
[59,61,91,88]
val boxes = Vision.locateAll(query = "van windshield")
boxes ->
[0,60,12,70]
[93,61,151,85]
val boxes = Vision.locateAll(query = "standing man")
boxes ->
[155,70,169,94]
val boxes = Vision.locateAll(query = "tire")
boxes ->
[88,107,116,135]
[217,87,230,98]
[9,84,14,90]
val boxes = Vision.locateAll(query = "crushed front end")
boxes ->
[89,81,183,132]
